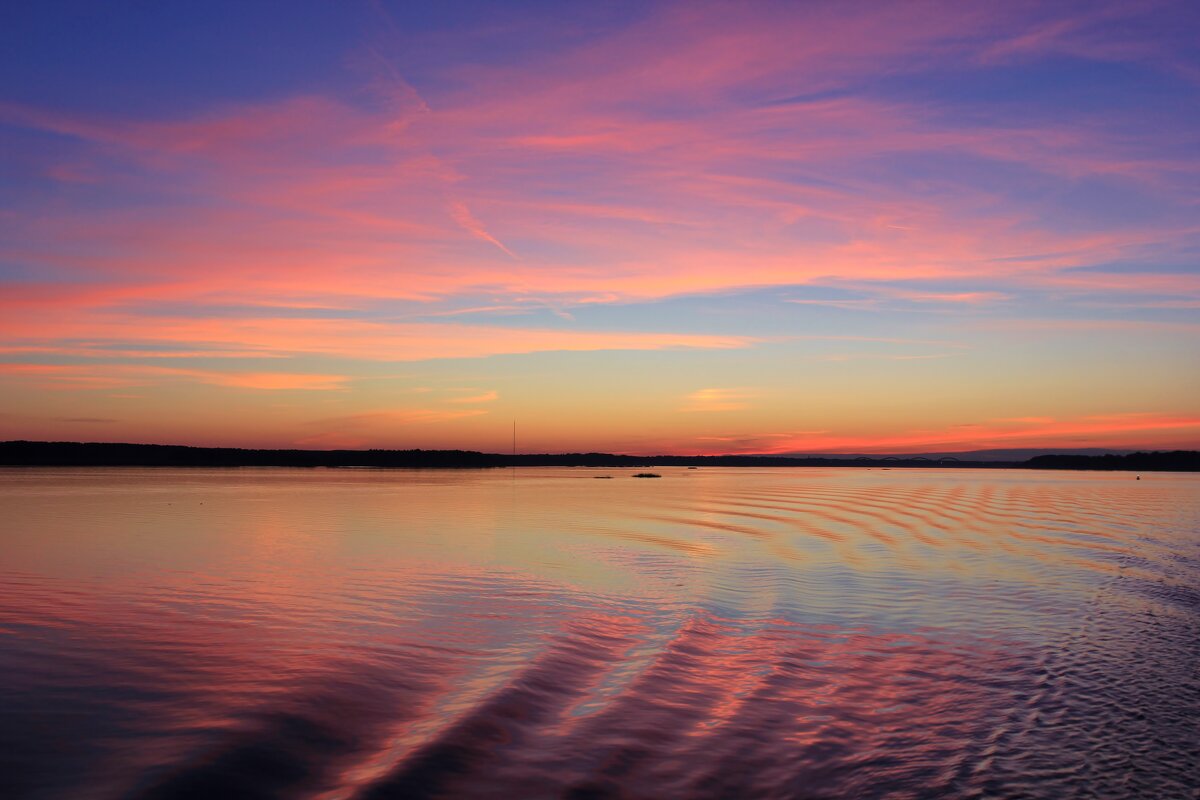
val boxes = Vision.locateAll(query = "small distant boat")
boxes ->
[633,473,662,478]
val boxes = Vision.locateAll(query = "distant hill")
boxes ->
[1025,451,1200,472]
[766,448,1132,462]
[0,440,1010,469]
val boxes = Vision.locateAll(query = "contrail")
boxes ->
[450,201,519,259]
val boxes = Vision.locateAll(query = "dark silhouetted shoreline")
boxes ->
[1,441,1196,471]
[1024,451,1200,471]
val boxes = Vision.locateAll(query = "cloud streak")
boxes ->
[681,388,758,413]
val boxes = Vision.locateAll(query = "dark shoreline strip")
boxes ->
[1,441,1196,471]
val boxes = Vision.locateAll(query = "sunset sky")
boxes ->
[2,1,1198,454]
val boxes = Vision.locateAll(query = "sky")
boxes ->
[1,0,1198,455]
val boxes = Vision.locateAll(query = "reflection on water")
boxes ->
[1,467,1197,799]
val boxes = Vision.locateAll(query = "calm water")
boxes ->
[1,467,1198,799]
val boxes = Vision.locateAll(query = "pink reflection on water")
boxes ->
[2,467,1198,798]
[346,611,1034,799]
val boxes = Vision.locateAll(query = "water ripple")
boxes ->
[0,467,1196,799]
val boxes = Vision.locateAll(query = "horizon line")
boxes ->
[1,439,1193,459]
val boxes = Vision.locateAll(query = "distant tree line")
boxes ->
[1024,451,1199,471]
[0,441,1195,471]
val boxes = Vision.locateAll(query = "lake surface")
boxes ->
[1,467,1198,799]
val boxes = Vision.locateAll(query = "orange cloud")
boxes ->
[0,314,756,363]
[449,390,499,404]
[201,372,348,391]
[681,388,758,413]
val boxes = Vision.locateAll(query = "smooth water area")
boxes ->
[1,467,1197,799]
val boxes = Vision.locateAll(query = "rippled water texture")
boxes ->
[2,467,1198,799]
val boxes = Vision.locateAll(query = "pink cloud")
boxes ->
[1,3,1189,319]
[448,201,518,259]
[889,291,1013,305]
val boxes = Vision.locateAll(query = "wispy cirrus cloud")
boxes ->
[0,315,756,364]
[0,363,348,391]
[814,353,955,362]
[3,2,1195,317]
[448,201,518,260]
